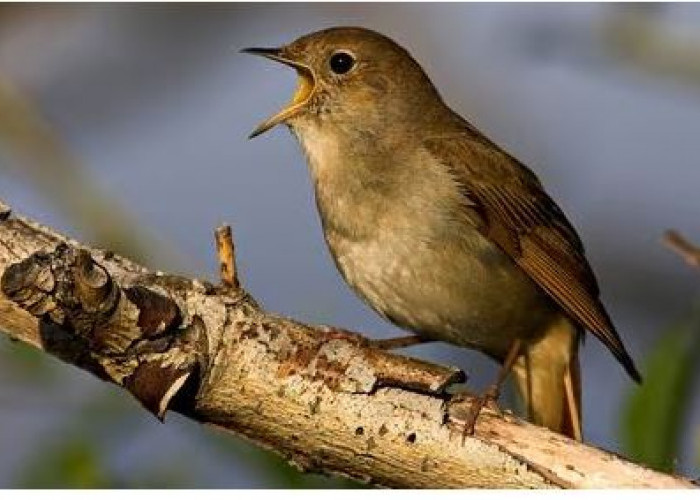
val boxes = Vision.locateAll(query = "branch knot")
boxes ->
[2,242,203,420]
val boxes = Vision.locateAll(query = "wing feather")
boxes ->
[424,133,640,382]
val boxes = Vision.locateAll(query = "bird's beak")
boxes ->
[242,47,316,139]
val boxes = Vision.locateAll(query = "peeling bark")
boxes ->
[0,200,693,489]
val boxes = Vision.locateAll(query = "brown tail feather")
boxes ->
[511,315,583,441]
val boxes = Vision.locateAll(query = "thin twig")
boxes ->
[215,224,239,289]
[664,230,700,269]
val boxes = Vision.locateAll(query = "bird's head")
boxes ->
[244,26,445,139]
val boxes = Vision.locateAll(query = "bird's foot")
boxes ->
[321,327,368,346]
[319,329,430,350]
[455,385,502,442]
[366,335,430,350]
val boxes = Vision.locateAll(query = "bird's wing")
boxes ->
[423,132,640,382]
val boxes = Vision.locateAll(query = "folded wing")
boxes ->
[424,132,641,382]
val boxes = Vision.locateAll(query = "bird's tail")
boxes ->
[511,316,583,441]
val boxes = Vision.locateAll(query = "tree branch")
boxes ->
[0,200,693,489]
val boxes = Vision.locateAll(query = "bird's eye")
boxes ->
[329,51,355,75]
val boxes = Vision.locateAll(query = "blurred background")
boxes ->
[0,3,699,488]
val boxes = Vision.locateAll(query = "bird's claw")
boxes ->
[455,387,502,443]
[320,329,427,350]
[321,328,369,346]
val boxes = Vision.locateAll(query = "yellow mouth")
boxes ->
[243,47,316,138]
[291,68,315,107]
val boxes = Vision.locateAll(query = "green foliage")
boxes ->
[621,314,700,472]
[17,438,112,488]
[13,389,195,488]
[0,339,56,383]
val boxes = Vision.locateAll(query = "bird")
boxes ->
[243,26,641,441]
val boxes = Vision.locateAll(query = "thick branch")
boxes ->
[0,201,693,489]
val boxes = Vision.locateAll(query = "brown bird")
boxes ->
[244,27,641,441]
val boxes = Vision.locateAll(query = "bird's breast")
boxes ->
[294,124,557,357]
[326,216,557,357]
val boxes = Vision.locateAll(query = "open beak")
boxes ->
[242,47,316,139]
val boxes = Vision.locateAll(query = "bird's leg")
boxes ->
[321,327,368,345]
[367,335,433,350]
[461,339,522,437]
[321,327,432,350]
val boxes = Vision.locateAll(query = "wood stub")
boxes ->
[215,224,239,289]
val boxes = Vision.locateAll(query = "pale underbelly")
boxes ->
[330,229,559,359]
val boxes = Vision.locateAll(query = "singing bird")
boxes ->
[244,27,641,440]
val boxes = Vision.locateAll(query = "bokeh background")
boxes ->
[0,3,699,487]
